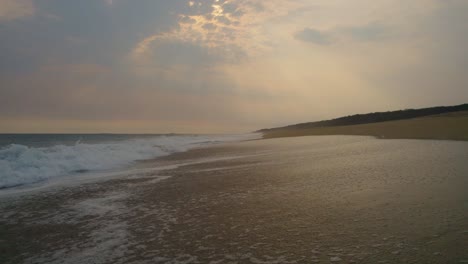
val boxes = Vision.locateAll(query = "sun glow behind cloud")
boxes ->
[129,0,405,123]
[0,0,467,133]
[131,0,311,63]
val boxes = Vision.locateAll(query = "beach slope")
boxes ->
[1,136,467,263]
[263,111,468,141]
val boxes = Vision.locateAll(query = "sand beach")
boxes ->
[1,135,467,263]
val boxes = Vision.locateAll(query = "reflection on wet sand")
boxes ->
[1,136,467,264]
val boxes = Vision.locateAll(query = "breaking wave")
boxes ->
[0,134,259,189]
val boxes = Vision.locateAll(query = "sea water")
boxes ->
[0,133,259,189]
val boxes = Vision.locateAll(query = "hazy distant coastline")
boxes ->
[261,104,468,141]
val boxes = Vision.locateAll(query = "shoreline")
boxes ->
[1,136,467,263]
[0,133,262,197]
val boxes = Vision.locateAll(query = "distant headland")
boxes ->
[259,103,468,141]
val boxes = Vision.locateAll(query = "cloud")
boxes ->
[131,0,309,65]
[147,40,224,66]
[0,61,262,133]
[295,23,389,45]
[294,28,332,45]
[342,22,388,41]
[364,0,468,106]
[1,0,468,133]
[40,63,110,76]
[0,0,34,21]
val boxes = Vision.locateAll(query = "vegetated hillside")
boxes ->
[259,103,468,132]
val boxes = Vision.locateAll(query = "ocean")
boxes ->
[0,133,259,189]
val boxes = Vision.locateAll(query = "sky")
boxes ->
[0,0,467,133]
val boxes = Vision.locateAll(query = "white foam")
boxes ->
[24,191,132,264]
[0,133,260,189]
[330,256,342,262]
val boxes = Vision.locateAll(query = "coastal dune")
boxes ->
[263,111,468,141]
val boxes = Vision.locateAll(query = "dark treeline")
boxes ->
[259,103,468,132]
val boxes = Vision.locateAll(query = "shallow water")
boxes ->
[0,133,259,189]
[1,136,467,264]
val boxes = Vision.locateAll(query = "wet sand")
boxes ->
[1,136,468,264]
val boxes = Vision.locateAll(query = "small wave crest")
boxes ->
[0,133,259,189]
